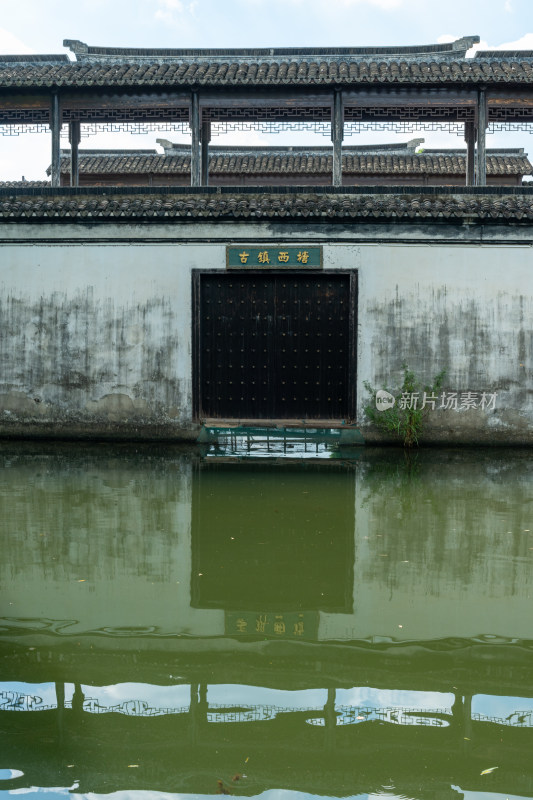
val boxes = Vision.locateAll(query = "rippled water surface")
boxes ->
[1,444,532,800]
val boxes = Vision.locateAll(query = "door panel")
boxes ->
[198,274,352,420]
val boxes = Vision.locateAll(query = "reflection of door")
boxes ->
[195,273,355,419]
[192,463,355,614]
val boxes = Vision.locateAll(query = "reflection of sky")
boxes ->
[473,694,533,722]
[12,791,530,800]
[207,685,327,708]
[0,682,190,713]
[0,683,61,710]
[452,790,531,800]
[4,682,533,725]
[0,791,374,800]
[81,683,191,710]
[335,687,453,711]
[1,784,532,800]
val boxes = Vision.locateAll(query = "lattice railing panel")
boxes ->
[210,120,332,136]
[203,106,332,123]
[62,107,190,124]
[345,105,476,122]
[489,107,533,122]
[1,123,49,136]
[344,120,469,137]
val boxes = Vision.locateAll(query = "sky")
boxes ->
[1,0,533,181]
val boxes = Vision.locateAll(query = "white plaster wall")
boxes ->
[326,242,533,435]
[0,221,531,440]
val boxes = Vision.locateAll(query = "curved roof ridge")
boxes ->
[0,53,69,64]
[156,139,425,155]
[64,36,479,63]
[474,50,533,59]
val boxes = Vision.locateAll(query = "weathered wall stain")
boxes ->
[0,288,188,426]
[365,289,533,422]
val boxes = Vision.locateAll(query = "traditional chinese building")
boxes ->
[0,36,532,443]
[38,140,533,187]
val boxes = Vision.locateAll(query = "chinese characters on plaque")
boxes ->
[227,246,322,269]
[225,611,318,639]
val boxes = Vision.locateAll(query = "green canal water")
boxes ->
[1,443,533,800]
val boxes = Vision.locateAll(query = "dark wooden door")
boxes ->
[197,273,353,420]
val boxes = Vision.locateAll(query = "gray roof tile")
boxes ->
[1,186,532,222]
[2,39,533,88]
[53,146,533,177]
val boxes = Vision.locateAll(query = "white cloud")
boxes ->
[337,0,403,6]
[0,27,34,55]
[246,0,404,7]
[492,33,533,50]
[155,0,198,22]
[159,0,185,10]
[504,0,513,11]
[317,0,403,5]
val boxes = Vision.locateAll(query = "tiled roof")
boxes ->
[2,57,532,87]
[0,180,50,187]
[54,144,533,177]
[0,186,532,222]
[3,37,533,87]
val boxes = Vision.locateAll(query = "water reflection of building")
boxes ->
[2,449,533,797]
[2,675,533,797]
[1,449,532,644]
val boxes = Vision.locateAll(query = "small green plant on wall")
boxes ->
[364,364,446,448]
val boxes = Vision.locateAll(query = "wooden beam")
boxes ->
[69,121,81,187]
[190,90,201,188]
[201,119,211,187]
[198,89,332,107]
[61,89,191,111]
[332,89,343,188]
[476,89,488,186]
[343,86,478,107]
[50,92,61,189]
[464,121,476,187]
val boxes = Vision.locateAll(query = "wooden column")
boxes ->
[190,91,201,187]
[69,121,81,187]
[464,121,476,187]
[323,687,337,749]
[201,119,211,186]
[50,91,62,188]
[463,693,473,741]
[55,682,65,743]
[476,89,488,186]
[331,89,344,187]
